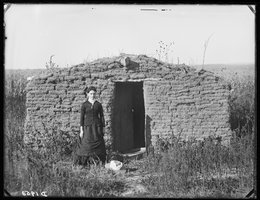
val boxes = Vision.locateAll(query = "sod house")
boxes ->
[24,54,232,154]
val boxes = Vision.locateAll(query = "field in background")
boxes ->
[5,63,255,80]
[4,63,255,197]
[193,63,255,79]
[5,68,45,79]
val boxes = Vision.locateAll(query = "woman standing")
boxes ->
[74,86,106,166]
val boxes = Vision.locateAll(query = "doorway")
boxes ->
[113,82,145,153]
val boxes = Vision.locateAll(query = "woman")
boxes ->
[74,86,106,167]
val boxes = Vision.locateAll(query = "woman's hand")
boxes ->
[80,127,83,138]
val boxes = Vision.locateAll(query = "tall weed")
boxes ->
[228,74,255,137]
[140,134,254,197]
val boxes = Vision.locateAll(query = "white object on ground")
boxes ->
[27,76,35,81]
[105,160,123,171]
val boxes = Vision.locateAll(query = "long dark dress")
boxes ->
[74,100,106,166]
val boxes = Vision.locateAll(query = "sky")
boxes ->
[4,4,255,69]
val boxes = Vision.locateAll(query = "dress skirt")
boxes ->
[74,124,106,166]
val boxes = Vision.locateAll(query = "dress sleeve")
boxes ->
[99,104,105,127]
[80,103,85,126]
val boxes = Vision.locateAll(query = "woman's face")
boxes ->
[87,90,96,100]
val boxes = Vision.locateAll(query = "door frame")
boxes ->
[112,81,146,153]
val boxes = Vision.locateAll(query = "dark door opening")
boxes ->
[113,82,145,153]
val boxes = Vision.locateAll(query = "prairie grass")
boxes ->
[4,67,255,197]
[138,133,254,198]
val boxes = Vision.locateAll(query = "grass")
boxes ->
[5,157,126,197]
[4,65,255,197]
[138,134,254,198]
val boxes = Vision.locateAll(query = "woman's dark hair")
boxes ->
[84,86,97,95]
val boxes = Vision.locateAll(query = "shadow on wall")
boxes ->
[145,115,152,152]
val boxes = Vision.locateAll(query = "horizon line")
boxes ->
[5,62,255,71]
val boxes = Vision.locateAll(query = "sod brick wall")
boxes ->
[24,54,232,152]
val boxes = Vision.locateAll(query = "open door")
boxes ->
[113,82,145,153]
